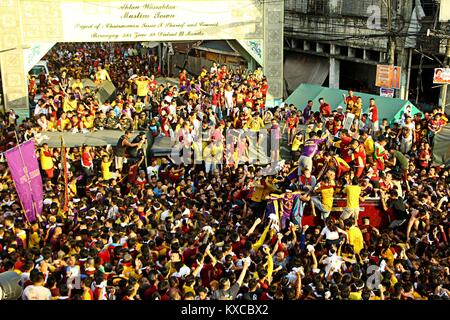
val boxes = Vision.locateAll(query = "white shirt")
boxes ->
[322,254,344,278]
[98,104,111,114]
[146,165,160,178]
[34,105,48,117]
[20,272,30,287]
[320,227,340,240]
[402,122,415,135]
[225,90,234,108]
[22,285,51,300]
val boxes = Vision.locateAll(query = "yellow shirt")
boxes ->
[47,119,57,131]
[203,145,212,162]
[72,82,84,91]
[63,99,77,113]
[251,178,278,202]
[320,184,335,212]
[135,80,149,97]
[249,117,264,131]
[29,232,40,249]
[349,291,362,300]
[291,137,303,152]
[59,118,71,130]
[189,92,198,103]
[182,284,196,296]
[252,224,270,253]
[364,137,375,156]
[382,248,396,267]
[83,116,94,129]
[40,149,53,170]
[82,289,92,300]
[347,226,364,254]
[192,142,203,162]
[69,180,77,196]
[343,185,361,209]
[101,160,112,180]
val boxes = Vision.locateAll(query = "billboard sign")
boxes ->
[375,65,401,89]
[433,68,450,84]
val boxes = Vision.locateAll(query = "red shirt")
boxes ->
[143,285,158,300]
[370,105,378,122]
[261,84,268,97]
[345,96,358,104]
[81,152,92,168]
[353,145,366,167]
[340,136,352,162]
[179,73,187,85]
[200,263,214,288]
[320,103,331,117]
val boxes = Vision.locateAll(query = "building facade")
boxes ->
[284,0,448,109]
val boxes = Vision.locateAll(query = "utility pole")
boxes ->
[387,0,396,65]
[427,28,450,113]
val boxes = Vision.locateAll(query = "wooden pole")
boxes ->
[61,135,69,214]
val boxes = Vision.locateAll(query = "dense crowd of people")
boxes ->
[0,42,450,300]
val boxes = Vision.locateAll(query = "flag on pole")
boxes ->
[4,140,43,222]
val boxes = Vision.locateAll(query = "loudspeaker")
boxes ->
[0,272,22,300]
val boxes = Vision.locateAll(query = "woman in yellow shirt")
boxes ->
[101,155,119,180]
[47,115,58,132]
[63,95,78,113]
[81,115,95,130]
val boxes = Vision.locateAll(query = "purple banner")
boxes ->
[4,140,43,222]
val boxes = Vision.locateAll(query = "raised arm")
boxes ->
[192,253,206,277]
[295,271,302,300]
[246,218,262,237]
[263,245,274,284]
[204,245,217,267]
[252,222,271,253]
[236,259,250,287]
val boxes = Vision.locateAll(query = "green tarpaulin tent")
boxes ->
[285,84,421,124]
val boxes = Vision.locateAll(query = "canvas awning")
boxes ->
[193,40,241,57]
[284,52,329,96]
[285,83,422,124]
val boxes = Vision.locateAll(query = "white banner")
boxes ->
[343,113,355,131]
[440,0,450,22]
[61,1,263,42]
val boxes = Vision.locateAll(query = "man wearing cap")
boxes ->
[334,106,345,123]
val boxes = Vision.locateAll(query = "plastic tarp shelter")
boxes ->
[285,83,421,124]
[433,124,450,166]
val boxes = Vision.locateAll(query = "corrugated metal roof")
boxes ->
[194,40,241,56]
